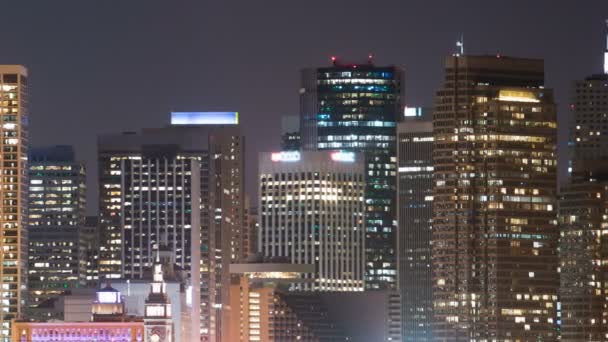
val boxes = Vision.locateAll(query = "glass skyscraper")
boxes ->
[27,146,86,317]
[300,58,404,290]
[397,117,433,341]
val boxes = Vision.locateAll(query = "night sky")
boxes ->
[2,1,608,213]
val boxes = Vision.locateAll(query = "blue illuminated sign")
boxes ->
[171,112,239,125]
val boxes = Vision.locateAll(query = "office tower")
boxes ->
[397,117,433,341]
[432,55,558,341]
[83,216,99,287]
[27,146,87,313]
[98,112,245,342]
[280,115,301,151]
[259,150,365,291]
[559,28,608,341]
[0,66,28,341]
[300,58,404,290]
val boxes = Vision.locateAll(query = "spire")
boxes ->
[456,34,464,56]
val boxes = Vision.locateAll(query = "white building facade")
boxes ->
[259,151,365,291]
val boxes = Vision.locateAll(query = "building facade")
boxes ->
[98,112,245,342]
[432,55,558,341]
[558,44,608,339]
[27,146,87,311]
[259,151,365,291]
[0,66,28,341]
[397,120,433,341]
[12,285,148,341]
[227,263,351,342]
[83,216,100,287]
[280,115,301,151]
[300,59,403,289]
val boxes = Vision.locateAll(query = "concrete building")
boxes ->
[98,112,246,341]
[0,65,28,341]
[259,150,365,291]
[300,58,404,290]
[397,118,433,341]
[27,146,87,312]
[432,55,558,340]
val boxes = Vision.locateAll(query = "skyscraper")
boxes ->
[83,216,99,287]
[432,55,558,340]
[300,58,404,289]
[98,112,245,342]
[0,65,28,341]
[259,150,365,291]
[397,116,433,341]
[280,115,301,151]
[558,29,608,340]
[27,146,86,313]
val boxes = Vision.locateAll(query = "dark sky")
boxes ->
[2,1,607,213]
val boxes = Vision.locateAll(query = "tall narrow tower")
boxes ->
[0,65,28,341]
[144,255,174,342]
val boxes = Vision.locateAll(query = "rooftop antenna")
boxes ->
[456,34,464,56]
[604,19,608,74]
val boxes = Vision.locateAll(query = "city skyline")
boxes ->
[2,1,607,214]
[3,2,608,341]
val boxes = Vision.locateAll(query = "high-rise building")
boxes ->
[98,112,245,342]
[83,216,99,287]
[558,28,608,341]
[397,117,433,341]
[0,65,28,341]
[280,115,301,151]
[558,168,608,341]
[300,58,404,290]
[432,55,558,340]
[27,146,87,313]
[259,150,366,291]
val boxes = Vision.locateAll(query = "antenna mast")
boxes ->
[456,34,464,56]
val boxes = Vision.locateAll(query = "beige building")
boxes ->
[432,55,558,341]
[258,151,366,292]
[0,65,28,341]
